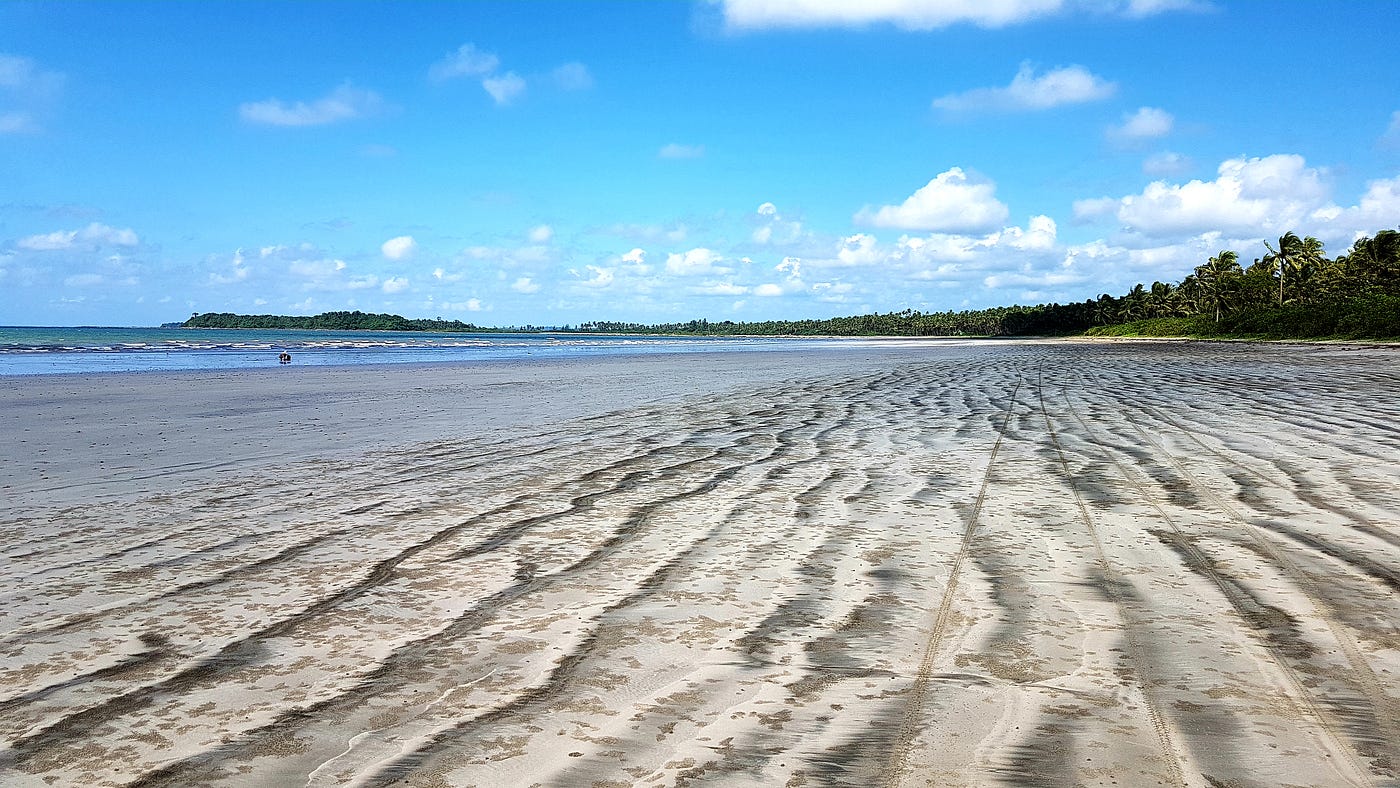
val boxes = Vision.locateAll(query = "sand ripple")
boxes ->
[1,341,1398,787]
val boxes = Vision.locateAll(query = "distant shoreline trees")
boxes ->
[182,226,1400,341]
[182,311,492,333]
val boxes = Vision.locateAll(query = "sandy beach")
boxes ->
[2,339,1398,787]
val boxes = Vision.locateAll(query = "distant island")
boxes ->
[182,311,497,333]
[181,227,1399,342]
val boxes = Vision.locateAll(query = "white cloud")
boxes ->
[693,281,749,296]
[528,224,554,244]
[665,247,726,275]
[757,202,778,216]
[429,44,500,82]
[717,0,1063,31]
[575,265,614,287]
[659,143,705,159]
[856,167,1010,233]
[17,223,139,251]
[483,72,526,105]
[1142,151,1193,177]
[381,235,417,260]
[239,83,384,127]
[715,0,1203,30]
[836,233,883,266]
[552,62,594,90]
[997,214,1058,250]
[1113,154,1328,237]
[1109,106,1173,141]
[933,63,1115,113]
[511,276,540,293]
[1309,174,1400,239]
[753,283,784,297]
[381,276,409,294]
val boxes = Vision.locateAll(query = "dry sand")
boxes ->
[1,339,1398,787]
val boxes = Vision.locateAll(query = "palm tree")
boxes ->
[1091,294,1118,326]
[1120,283,1149,322]
[1196,250,1241,322]
[1262,232,1315,306]
[1146,281,1181,317]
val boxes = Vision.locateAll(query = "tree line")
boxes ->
[182,311,495,332]
[1082,229,1399,339]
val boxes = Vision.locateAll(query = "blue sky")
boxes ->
[3,1,1399,326]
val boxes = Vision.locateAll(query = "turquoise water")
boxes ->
[0,326,835,376]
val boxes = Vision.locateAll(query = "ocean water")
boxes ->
[0,326,840,376]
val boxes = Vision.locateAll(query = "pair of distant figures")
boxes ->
[278,352,291,364]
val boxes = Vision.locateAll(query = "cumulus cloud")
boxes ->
[381,235,417,260]
[17,223,139,251]
[753,283,784,297]
[528,224,554,244]
[1112,154,1328,237]
[552,62,594,90]
[621,247,649,269]
[1109,106,1174,142]
[659,143,705,159]
[482,72,526,105]
[856,168,1010,233]
[835,233,882,266]
[997,215,1058,250]
[932,63,1115,113]
[381,276,409,293]
[1309,173,1400,238]
[511,276,540,293]
[665,248,727,275]
[429,44,500,82]
[239,83,384,127]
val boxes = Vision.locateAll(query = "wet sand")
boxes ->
[2,339,1398,787]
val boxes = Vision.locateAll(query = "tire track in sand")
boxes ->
[883,373,1023,788]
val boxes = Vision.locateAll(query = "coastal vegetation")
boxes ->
[181,227,1400,341]
[183,311,496,333]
